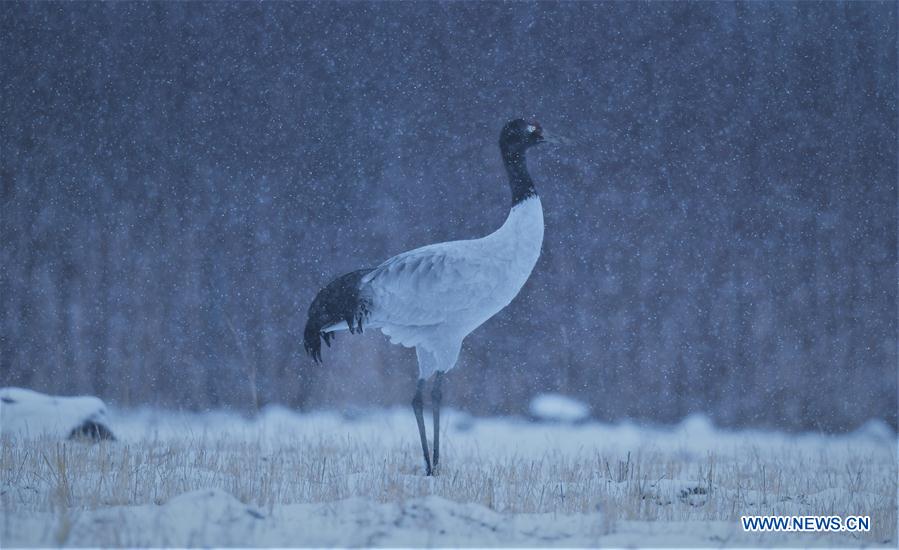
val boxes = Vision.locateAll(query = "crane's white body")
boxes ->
[325,196,544,379]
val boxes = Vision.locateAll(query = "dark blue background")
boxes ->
[2,1,895,431]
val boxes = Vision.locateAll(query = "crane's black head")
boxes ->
[499,119,544,154]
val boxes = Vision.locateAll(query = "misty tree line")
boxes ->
[2,2,895,431]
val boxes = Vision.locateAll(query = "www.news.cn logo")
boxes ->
[741,515,871,532]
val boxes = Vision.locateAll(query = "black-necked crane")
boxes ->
[304,119,548,475]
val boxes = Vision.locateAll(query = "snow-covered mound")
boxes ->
[7,487,600,547]
[7,484,887,548]
[853,418,896,442]
[0,387,115,441]
[529,392,590,423]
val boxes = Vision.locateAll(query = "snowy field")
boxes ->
[1,401,896,547]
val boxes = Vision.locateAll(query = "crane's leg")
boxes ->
[431,371,443,473]
[412,378,432,476]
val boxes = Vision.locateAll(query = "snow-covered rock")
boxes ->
[0,387,115,441]
[528,393,590,423]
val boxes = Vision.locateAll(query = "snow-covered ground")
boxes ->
[2,403,896,547]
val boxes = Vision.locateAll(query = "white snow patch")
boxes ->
[529,392,590,422]
[854,418,896,442]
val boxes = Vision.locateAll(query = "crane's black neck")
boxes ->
[501,146,538,206]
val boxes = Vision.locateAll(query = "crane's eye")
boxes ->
[526,125,536,134]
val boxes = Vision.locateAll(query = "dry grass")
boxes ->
[1,409,896,546]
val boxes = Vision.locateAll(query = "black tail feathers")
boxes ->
[303,269,373,363]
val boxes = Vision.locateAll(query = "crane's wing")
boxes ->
[362,239,508,328]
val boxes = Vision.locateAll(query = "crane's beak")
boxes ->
[540,130,576,146]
